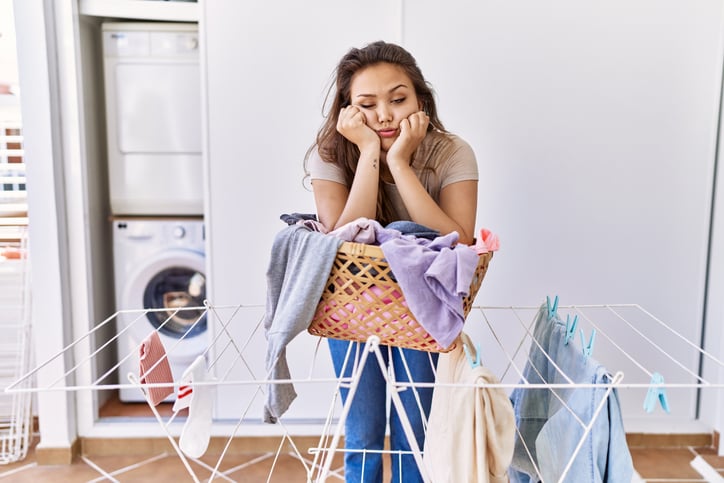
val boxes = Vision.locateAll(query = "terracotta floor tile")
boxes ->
[697,453,724,477]
[643,481,703,483]
[80,453,171,475]
[0,462,100,482]
[629,447,703,479]
[2,436,721,482]
[698,453,724,469]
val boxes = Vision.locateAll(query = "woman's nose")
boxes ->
[377,105,392,123]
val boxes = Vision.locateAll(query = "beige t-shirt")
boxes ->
[308,131,478,220]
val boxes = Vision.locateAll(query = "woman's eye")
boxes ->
[359,104,374,109]
[392,98,406,104]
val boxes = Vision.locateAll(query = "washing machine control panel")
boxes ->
[114,219,205,248]
[172,225,186,239]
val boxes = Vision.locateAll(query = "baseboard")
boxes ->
[35,437,81,465]
[81,431,720,458]
[81,435,325,457]
[626,431,716,449]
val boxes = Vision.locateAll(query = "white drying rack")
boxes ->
[0,228,33,465]
[5,301,724,482]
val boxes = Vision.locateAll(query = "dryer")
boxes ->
[102,22,203,216]
[113,218,207,402]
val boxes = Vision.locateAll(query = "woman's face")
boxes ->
[349,62,422,153]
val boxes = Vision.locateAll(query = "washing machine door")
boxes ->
[122,248,207,340]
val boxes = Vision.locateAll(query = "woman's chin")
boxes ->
[380,139,396,153]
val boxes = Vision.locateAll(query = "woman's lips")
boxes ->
[377,129,398,138]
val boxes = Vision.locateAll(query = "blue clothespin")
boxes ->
[580,327,596,359]
[463,341,482,369]
[546,295,559,320]
[564,314,578,346]
[643,372,670,414]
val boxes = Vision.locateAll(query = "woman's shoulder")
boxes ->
[422,130,473,153]
[306,145,345,182]
[417,130,477,181]
[419,130,474,162]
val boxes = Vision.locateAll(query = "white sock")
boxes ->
[172,355,214,458]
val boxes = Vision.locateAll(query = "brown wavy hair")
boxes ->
[306,41,446,225]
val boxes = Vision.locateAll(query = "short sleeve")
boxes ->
[439,136,478,189]
[307,146,346,184]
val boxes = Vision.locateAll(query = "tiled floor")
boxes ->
[3,400,723,482]
[0,447,308,481]
[0,436,335,482]
[1,434,723,482]
[629,446,724,482]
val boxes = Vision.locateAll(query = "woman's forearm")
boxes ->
[332,149,380,229]
[389,162,476,244]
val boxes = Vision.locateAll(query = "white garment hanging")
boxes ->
[424,332,516,482]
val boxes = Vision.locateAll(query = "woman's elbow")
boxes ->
[457,232,475,246]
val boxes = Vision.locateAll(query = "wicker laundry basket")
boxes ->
[308,241,492,352]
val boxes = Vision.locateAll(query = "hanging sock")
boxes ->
[138,331,174,406]
[172,355,215,458]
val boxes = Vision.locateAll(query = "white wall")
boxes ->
[202,0,402,425]
[702,143,724,454]
[204,0,723,429]
[405,0,722,424]
[203,0,400,307]
[406,0,718,309]
[701,12,724,449]
[13,0,115,448]
[13,0,78,451]
[0,0,19,90]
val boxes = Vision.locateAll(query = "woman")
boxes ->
[306,40,478,482]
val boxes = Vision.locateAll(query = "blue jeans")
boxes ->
[328,338,438,483]
[509,305,633,482]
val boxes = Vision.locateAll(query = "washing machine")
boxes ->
[102,22,203,216]
[113,218,207,402]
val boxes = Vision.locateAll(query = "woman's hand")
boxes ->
[336,106,380,153]
[386,111,429,167]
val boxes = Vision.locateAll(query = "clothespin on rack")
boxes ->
[643,372,670,414]
[580,328,596,360]
[463,340,482,369]
[564,314,578,346]
[546,295,559,320]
